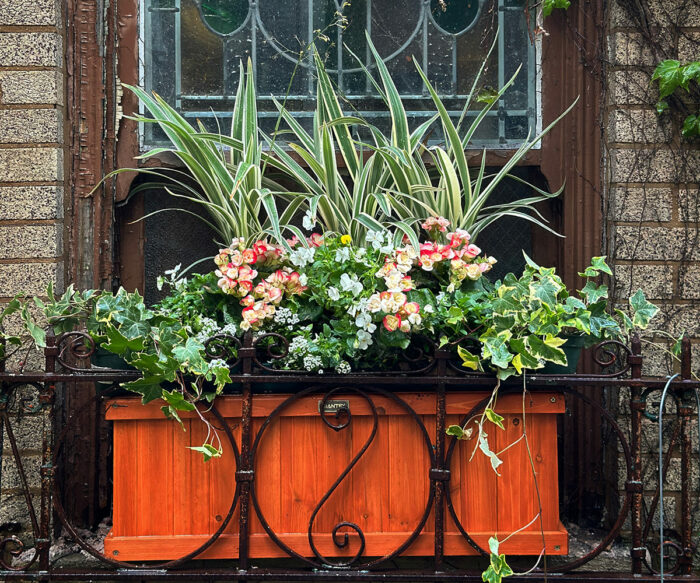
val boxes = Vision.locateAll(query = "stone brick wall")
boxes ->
[0,0,64,539]
[606,0,700,544]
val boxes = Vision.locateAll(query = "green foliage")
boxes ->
[652,59,700,138]
[456,255,659,378]
[482,537,514,583]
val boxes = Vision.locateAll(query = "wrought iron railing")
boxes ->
[0,333,698,581]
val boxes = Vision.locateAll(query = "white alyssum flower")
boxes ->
[327,286,341,301]
[289,336,309,355]
[335,360,352,374]
[208,358,229,370]
[339,273,363,296]
[303,355,323,371]
[273,307,300,325]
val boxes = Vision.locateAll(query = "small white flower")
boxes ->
[327,286,340,301]
[424,304,435,314]
[340,273,363,296]
[289,246,316,268]
[355,312,372,329]
[356,329,374,350]
[335,360,352,374]
[302,210,316,231]
[408,313,422,326]
[335,247,351,263]
[299,273,308,286]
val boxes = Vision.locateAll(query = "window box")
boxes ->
[104,389,567,561]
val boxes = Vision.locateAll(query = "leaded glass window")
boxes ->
[141,0,537,147]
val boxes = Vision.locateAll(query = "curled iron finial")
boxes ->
[56,331,96,372]
[592,340,633,377]
[251,333,291,371]
[203,334,242,367]
[0,536,37,571]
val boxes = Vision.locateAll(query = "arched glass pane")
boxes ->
[142,0,537,147]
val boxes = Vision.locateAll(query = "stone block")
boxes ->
[679,33,700,63]
[0,225,60,259]
[612,264,674,299]
[678,187,699,223]
[0,0,58,26]
[609,33,656,66]
[0,147,62,182]
[609,70,656,106]
[0,109,61,144]
[679,265,700,299]
[0,262,58,296]
[2,413,46,453]
[0,454,41,490]
[0,186,62,220]
[607,109,672,144]
[610,0,700,28]
[0,33,61,67]
[613,226,700,261]
[654,304,700,337]
[0,492,40,538]
[610,149,700,184]
[609,186,673,222]
[0,71,62,105]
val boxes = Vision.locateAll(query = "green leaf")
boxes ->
[629,289,659,329]
[188,443,222,462]
[681,114,700,138]
[476,87,499,105]
[102,324,145,354]
[681,61,700,85]
[488,536,500,556]
[478,432,503,474]
[457,345,481,370]
[527,334,567,365]
[652,60,683,99]
[162,389,196,411]
[446,424,467,439]
[482,335,512,370]
[21,305,45,348]
[123,377,166,404]
[172,337,206,369]
[485,408,505,430]
[579,281,608,304]
[529,275,562,308]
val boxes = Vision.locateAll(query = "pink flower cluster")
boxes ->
[215,239,306,330]
[366,291,422,333]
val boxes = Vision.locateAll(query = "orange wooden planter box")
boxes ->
[104,391,568,561]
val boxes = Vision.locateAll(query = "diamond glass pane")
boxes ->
[141,0,537,147]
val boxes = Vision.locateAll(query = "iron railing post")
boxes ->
[628,335,645,575]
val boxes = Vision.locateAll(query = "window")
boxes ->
[141,0,537,147]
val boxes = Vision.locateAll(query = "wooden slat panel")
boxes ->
[106,392,564,421]
[106,392,566,560]
[104,528,569,561]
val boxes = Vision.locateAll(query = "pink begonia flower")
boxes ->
[464,244,481,259]
[383,314,401,332]
[421,216,451,232]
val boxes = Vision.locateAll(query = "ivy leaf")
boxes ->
[478,432,503,474]
[615,308,634,335]
[629,289,659,329]
[210,362,232,389]
[102,324,145,354]
[162,389,196,412]
[578,256,612,278]
[529,275,562,308]
[485,408,505,430]
[188,443,222,462]
[489,536,500,556]
[457,345,481,371]
[482,335,512,370]
[123,377,166,404]
[541,0,570,17]
[446,424,472,439]
[527,334,567,365]
[21,305,46,348]
[172,337,206,369]
[652,60,683,99]
[579,281,608,304]
[682,114,700,138]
